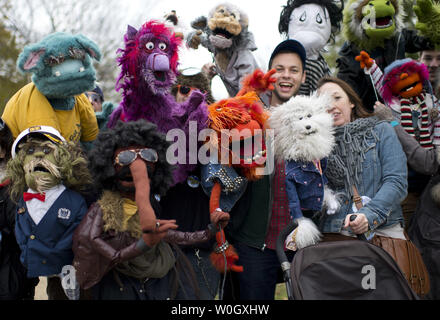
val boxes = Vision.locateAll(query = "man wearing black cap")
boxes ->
[261,39,306,107]
[225,39,307,300]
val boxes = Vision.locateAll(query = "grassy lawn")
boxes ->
[275,283,288,300]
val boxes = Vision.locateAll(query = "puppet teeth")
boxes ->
[55,71,61,77]
[79,67,85,72]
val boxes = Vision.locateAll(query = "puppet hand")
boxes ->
[142,219,178,247]
[250,69,277,92]
[186,89,205,109]
[188,30,202,49]
[238,69,277,96]
[355,51,374,70]
[211,209,230,229]
[202,63,217,80]
[415,0,440,47]
[323,186,340,215]
[374,101,395,121]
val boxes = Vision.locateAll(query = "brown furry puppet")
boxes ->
[187,2,259,97]
[72,120,200,299]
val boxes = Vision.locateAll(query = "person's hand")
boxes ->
[211,209,230,229]
[142,219,178,247]
[344,214,369,234]
[355,50,374,70]
[202,62,217,80]
[373,101,395,122]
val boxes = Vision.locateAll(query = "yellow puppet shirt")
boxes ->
[2,82,99,143]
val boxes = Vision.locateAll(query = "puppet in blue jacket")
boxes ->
[270,94,339,250]
[6,126,92,298]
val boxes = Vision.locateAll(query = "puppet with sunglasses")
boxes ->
[171,68,215,104]
[72,120,206,299]
[6,126,92,300]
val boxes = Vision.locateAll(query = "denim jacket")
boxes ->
[285,159,328,220]
[320,122,408,233]
[200,163,248,212]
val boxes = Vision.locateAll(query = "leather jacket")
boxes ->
[72,203,148,290]
[72,202,216,290]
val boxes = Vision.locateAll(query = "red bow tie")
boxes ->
[23,192,46,202]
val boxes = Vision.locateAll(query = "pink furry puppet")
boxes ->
[108,20,209,185]
[356,51,440,149]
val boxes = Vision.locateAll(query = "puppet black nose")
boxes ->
[305,125,311,130]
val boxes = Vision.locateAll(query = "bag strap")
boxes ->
[352,185,363,211]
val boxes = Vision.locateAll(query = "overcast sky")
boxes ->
[128,0,287,99]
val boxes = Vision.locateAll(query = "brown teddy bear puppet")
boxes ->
[187,3,259,97]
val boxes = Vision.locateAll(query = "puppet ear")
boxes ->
[17,47,46,73]
[191,16,207,30]
[75,34,102,62]
[126,25,138,40]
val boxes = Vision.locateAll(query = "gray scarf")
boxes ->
[326,117,381,198]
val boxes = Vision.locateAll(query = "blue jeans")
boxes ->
[233,242,294,300]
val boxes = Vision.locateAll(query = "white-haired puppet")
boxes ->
[270,94,339,250]
[186,2,259,97]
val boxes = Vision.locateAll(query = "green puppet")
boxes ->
[337,0,440,111]
[2,32,101,148]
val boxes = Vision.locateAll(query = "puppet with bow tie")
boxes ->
[6,125,91,299]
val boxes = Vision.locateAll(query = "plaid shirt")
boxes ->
[265,160,292,250]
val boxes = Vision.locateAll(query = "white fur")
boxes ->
[291,217,322,250]
[269,94,335,162]
[323,185,340,215]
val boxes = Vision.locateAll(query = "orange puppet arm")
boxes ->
[237,69,277,96]
[209,181,243,273]
[355,51,374,70]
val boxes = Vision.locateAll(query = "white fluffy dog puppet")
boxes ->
[270,93,339,250]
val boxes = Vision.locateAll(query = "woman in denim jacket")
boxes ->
[316,77,408,241]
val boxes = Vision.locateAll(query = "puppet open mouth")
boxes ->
[371,16,393,29]
[33,166,50,173]
[400,82,418,93]
[213,28,233,39]
[154,71,166,82]
[304,129,317,136]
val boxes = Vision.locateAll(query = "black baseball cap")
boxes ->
[268,39,307,71]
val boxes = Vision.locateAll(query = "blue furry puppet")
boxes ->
[270,94,339,250]
[186,2,259,97]
[2,32,101,147]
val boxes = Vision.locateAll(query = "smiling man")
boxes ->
[261,39,306,107]
[224,40,307,300]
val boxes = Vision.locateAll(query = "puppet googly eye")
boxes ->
[316,13,322,24]
[299,12,306,22]
[158,42,167,51]
[145,42,155,50]
[307,114,312,118]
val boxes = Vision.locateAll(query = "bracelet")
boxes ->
[389,120,398,127]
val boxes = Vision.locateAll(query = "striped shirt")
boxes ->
[299,55,331,96]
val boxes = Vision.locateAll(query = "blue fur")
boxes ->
[16,32,101,104]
